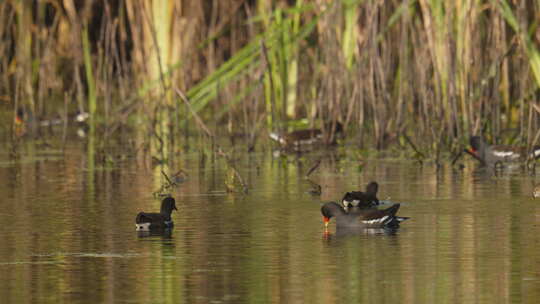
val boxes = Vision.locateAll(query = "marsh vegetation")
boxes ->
[2,0,540,159]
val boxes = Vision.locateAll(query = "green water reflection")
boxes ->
[0,142,539,303]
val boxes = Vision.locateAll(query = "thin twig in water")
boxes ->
[305,159,322,178]
[153,170,182,197]
[403,134,425,159]
[306,178,322,196]
[175,88,213,138]
[174,87,248,193]
[161,170,174,186]
[451,150,463,166]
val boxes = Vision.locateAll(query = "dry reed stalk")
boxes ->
[0,3,12,100]
[14,0,35,126]
[260,40,278,133]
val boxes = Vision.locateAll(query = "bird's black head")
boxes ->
[321,202,345,227]
[334,121,344,134]
[321,203,334,219]
[15,107,25,125]
[160,197,178,214]
[365,182,378,196]
[469,136,485,152]
[322,121,344,134]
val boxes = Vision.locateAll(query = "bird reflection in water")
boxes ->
[323,226,398,241]
[137,228,173,239]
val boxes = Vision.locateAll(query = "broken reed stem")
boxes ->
[152,170,176,197]
[161,170,174,186]
[306,178,322,196]
[403,133,425,159]
[450,150,463,166]
[305,159,321,178]
[175,87,214,138]
[174,87,248,193]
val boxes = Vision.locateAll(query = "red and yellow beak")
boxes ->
[14,115,23,125]
[323,216,330,228]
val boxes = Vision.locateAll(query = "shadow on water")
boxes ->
[136,229,173,240]
[323,227,399,241]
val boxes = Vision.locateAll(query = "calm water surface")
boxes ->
[1,141,540,303]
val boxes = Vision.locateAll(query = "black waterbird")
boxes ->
[135,197,178,231]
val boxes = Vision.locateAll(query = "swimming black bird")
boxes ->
[135,197,177,231]
[341,181,380,209]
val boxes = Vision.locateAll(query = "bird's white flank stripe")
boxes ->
[269,132,285,144]
[76,112,89,122]
[493,151,519,159]
[363,215,389,225]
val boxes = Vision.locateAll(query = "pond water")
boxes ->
[1,140,540,303]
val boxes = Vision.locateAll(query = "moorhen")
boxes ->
[321,202,408,229]
[135,197,178,231]
[467,136,540,166]
[269,122,343,150]
[533,184,540,198]
[341,181,380,209]
[16,108,89,127]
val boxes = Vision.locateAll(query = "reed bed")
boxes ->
[1,0,540,158]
